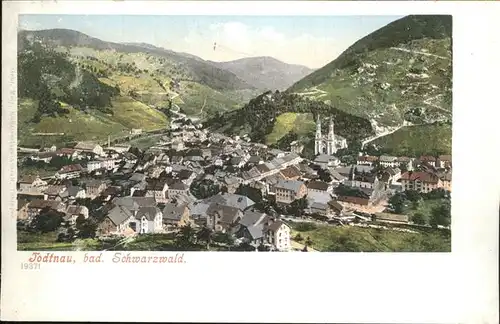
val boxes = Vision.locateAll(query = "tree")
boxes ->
[430,201,451,228]
[317,168,332,183]
[31,208,65,233]
[294,233,304,242]
[196,226,214,250]
[405,190,422,202]
[235,184,263,203]
[75,215,86,230]
[305,236,313,247]
[412,212,427,225]
[175,224,197,249]
[388,193,406,214]
[288,197,308,217]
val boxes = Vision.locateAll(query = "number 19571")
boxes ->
[21,263,40,270]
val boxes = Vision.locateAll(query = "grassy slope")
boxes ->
[290,223,451,252]
[18,96,168,147]
[265,112,316,145]
[371,123,452,156]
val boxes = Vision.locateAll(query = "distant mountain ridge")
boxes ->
[210,56,315,91]
[18,28,253,91]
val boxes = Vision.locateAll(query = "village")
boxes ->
[17,113,452,252]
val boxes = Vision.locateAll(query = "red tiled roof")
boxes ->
[419,155,437,162]
[280,165,302,179]
[400,171,439,184]
[59,164,84,173]
[357,155,379,162]
[337,196,370,206]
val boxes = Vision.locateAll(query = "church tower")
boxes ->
[315,115,323,155]
[327,116,336,155]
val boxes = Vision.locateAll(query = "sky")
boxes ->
[19,15,403,69]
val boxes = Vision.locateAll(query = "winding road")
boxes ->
[390,47,450,60]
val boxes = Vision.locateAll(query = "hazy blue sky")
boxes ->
[19,15,403,68]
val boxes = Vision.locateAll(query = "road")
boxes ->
[390,47,450,60]
[361,124,406,149]
[422,94,452,114]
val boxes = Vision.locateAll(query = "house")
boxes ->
[396,156,414,170]
[26,200,66,221]
[223,176,243,194]
[314,154,340,169]
[234,211,291,251]
[280,153,303,167]
[130,128,143,135]
[269,149,286,158]
[74,142,104,156]
[379,155,398,168]
[167,180,190,199]
[345,171,379,190]
[55,164,84,180]
[328,200,344,216]
[280,165,302,180]
[178,169,196,185]
[81,180,108,199]
[162,203,191,227]
[357,155,378,166]
[419,156,437,167]
[65,205,89,225]
[205,193,255,212]
[206,203,243,232]
[400,171,442,193]
[43,185,66,201]
[264,218,291,251]
[100,186,123,201]
[66,185,86,200]
[290,140,304,154]
[108,144,131,154]
[17,175,48,195]
[273,179,307,205]
[306,180,331,194]
[86,161,102,173]
[135,207,164,234]
[306,191,334,216]
[31,151,56,163]
[437,155,452,169]
[56,148,80,160]
[373,212,409,224]
[329,169,347,186]
[380,167,402,185]
[335,165,374,178]
[440,171,452,192]
[230,157,245,168]
[145,179,169,203]
[337,196,371,207]
[99,202,162,236]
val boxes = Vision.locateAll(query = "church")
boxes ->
[314,115,348,156]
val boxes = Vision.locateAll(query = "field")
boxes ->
[265,112,316,145]
[18,97,168,147]
[371,123,452,156]
[289,221,451,252]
